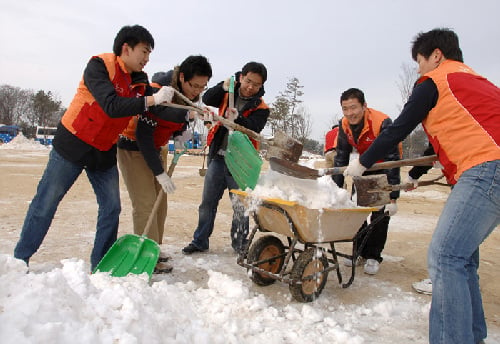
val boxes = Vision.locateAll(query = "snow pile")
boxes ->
[0,134,49,150]
[251,170,354,209]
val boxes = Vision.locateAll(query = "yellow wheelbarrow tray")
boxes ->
[231,190,381,303]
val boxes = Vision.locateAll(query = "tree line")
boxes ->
[0,85,64,138]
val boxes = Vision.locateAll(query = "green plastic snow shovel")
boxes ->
[225,130,263,190]
[223,76,263,190]
[93,147,186,278]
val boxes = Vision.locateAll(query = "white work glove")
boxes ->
[406,175,419,191]
[343,158,367,177]
[222,78,231,91]
[155,172,176,194]
[384,202,398,216]
[152,86,175,105]
[225,107,238,122]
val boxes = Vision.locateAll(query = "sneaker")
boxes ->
[364,259,380,275]
[182,243,206,255]
[153,262,173,274]
[344,256,366,267]
[412,278,432,295]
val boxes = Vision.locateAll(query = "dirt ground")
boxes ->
[1,148,499,331]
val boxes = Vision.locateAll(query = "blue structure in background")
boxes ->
[0,125,20,143]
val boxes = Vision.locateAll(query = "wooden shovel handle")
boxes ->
[143,147,186,237]
[167,89,265,142]
[323,155,438,176]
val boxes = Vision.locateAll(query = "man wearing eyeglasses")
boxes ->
[182,61,269,255]
[118,55,212,272]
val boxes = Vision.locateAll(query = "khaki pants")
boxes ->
[117,149,168,244]
[324,150,336,168]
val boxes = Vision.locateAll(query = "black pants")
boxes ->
[354,209,390,262]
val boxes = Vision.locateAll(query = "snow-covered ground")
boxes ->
[1,135,499,344]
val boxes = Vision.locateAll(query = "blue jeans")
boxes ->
[190,156,249,251]
[428,160,500,344]
[14,149,121,270]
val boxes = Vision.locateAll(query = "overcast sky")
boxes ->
[1,0,499,141]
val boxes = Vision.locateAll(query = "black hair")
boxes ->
[411,28,463,62]
[241,62,267,83]
[112,25,154,56]
[340,88,365,105]
[332,124,339,129]
[179,55,212,81]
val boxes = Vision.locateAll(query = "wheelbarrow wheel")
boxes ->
[247,235,285,286]
[289,247,329,302]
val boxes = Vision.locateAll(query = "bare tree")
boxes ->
[396,63,418,112]
[396,62,428,158]
[0,85,35,125]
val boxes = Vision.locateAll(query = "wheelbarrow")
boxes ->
[231,190,382,302]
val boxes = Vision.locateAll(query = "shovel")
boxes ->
[168,89,303,162]
[93,147,186,278]
[352,173,446,206]
[269,155,438,179]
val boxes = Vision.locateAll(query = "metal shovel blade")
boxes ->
[269,155,438,180]
[352,173,446,207]
[352,175,391,207]
[264,131,303,162]
[225,131,263,190]
[93,234,160,278]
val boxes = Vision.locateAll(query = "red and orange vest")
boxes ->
[324,127,339,153]
[121,114,185,149]
[61,53,145,151]
[419,60,500,184]
[342,108,401,160]
[207,93,268,150]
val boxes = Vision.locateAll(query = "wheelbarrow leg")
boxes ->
[329,242,343,286]
[281,237,299,276]
[237,222,258,265]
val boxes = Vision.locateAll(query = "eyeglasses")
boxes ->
[187,80,208,91]
[242,77,262,89]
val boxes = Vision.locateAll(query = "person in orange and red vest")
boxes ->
[324,124,339,168]
[343,28,500,344]
[333,88,401,275]
[13,25,175,272]
[182,62,269,255]
[117,55,212,273]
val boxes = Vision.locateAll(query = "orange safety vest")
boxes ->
[61,53,145,151]
[342,108,402,159]
[419,60,500,184]
[207,93,268,150]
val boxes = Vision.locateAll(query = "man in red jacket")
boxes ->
[14,25,174,271]
[324,124,339,168]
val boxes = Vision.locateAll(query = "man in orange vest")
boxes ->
[182,62,269,255]
[118,55,212,273]
[333,88,401,275]
[324,124,339,168]
[344,28,500,344]
[14,25,174,271]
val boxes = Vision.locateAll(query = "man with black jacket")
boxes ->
[14,25,174,271]
[182,62,269,254]
[334,88,401,275]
